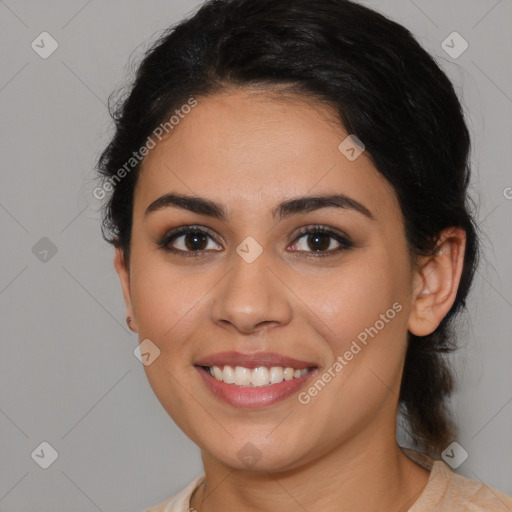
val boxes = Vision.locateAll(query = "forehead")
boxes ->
[134,88,400,223]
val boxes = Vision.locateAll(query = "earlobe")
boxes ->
[114,247,137,332]
[407,227,466,337]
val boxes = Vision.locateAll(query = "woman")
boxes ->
[96,0,512,510]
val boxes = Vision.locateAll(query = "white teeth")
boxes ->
[234,366,252,386]
[283,367,294,380]
[222,365,235,384]
[207,365,312,386]
[252,367,269,387]
[213,366,223,380]
[269,366,284,384]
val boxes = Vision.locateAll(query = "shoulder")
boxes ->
[405,449,512,511]
[442,466,512,511]
[142,475,205,512]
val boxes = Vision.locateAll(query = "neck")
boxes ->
[190,425,430,512]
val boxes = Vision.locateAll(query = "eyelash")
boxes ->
[157,224,354,258]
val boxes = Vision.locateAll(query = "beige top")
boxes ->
[144,450,512,511]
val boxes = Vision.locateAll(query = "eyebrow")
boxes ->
[144,192,374,222]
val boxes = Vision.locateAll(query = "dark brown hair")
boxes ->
[97,0,479,457]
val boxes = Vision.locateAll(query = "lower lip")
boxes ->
[195,366,318,408]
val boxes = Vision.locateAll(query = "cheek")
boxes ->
[295,267,407,440]
[294,252,409,407]
[129,246,207,341]
[296,254,400,350]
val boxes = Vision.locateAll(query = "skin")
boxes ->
[114,87,466,512]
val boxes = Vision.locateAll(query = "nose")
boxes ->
[210,248,293,335]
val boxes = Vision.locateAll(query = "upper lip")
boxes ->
[194,351,317,370]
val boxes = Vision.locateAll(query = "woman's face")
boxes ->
[116,88,420,471]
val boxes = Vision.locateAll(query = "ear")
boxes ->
[114,246,137,333]
[407,227,466,337]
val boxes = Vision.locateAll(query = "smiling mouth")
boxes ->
[199,364,317,387]
[195,364,319,408]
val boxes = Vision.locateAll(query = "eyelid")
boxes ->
[158,224,354,256]
[158,225,222,254]
[292,224,352,244]
[289,225,354,256]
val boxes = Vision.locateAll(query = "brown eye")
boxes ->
[304,232,333,252]
[289,226,353,256]
[159,226,222,256]
[181,231,209,251]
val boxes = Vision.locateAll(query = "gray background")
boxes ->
[0,0,511,511]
